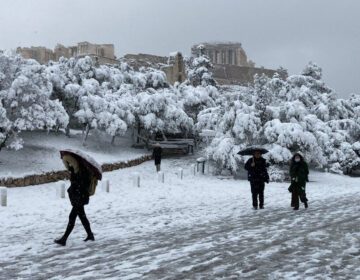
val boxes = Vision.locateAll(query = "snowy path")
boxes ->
[1,158,360,280]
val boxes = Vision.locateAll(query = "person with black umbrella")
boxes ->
[54,150,101,246]
[243,148,270,210]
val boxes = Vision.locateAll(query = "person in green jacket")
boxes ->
[289,152,309,210]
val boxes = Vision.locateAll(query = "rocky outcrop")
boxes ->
[0,155,152,188]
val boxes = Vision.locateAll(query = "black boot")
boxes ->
[293,207,299,210]
[55,221,75,246]
[304,201,308,208]
[84,233,95,242]
[54,237,67,246]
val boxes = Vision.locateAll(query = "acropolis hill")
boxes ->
[16,41,279,86]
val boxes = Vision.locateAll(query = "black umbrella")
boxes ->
[237,147,269,156]
[60,149,102,180]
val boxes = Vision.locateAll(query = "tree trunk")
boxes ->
[0,133,9,152]
[82,124,90,146]
[145,133,150,149]
[111,135,116,145]
[137,121,141,144]
[161,130,167,141]
[65,125,71,137]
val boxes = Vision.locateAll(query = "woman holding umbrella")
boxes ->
[289,152,309,210]
[242,147,270,210]
[55,150,101,246]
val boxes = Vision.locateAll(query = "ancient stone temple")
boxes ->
[16,42,116,65]
[191,42,280,86]
[191,42,255,67]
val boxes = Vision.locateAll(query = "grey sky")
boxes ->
[1,0,359,97]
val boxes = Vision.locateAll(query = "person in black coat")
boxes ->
[244,150,270,209]
[153,143,162,172]
[55,155,94,246]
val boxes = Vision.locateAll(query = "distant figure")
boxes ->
[289,152,309,210]
[54,154,94,246]
[245,150,270,210]
[153,143,162,172]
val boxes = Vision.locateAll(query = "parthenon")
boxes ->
[191,42,255,67]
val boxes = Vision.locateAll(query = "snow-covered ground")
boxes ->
[0,130,150,178]
[0,156,360,280]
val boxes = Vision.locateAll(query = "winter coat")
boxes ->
[289,161,309,195]
[244,157,269,183]
[153,147,162,165]
[67,166,91,207]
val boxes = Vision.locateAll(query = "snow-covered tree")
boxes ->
[201,61,359,175]
[133,88,193,142]
[187,45,216,87]
[0,101,11,151]
[0,53,68,150]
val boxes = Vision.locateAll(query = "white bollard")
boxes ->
[158,171,165,183]
[133,173,140,187]
[1,187,7,207]
[191,164,196,176]
[178,168,184,180]
[103,179,110,193]
[59,182,66,199]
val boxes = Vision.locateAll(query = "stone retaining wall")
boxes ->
[0,155,152,188]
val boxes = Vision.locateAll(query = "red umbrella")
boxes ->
[60,149,102,180]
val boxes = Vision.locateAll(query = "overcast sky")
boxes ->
[1,0,359,97]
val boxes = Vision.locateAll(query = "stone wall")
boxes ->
[161,52,187,84]
[213,64,279,86]
[16,46,55,64]
[121,53,186,85]
[0,155,152,188]
[121,54,168,70]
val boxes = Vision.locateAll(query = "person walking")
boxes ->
[288,152,309,210]
[153,143,162,172]
[55,154,94,246]
[244,150,270,210]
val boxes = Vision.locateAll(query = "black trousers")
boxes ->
[291,191,307,208]
[62,205,92,240]
[250,181,265,207]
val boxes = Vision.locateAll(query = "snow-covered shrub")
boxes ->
[268,165,286,182]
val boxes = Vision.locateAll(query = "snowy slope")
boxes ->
[0,157,359,279]
[0,130,150,178]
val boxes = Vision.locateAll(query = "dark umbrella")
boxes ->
[237,147,269,156]
[60,149,102,180]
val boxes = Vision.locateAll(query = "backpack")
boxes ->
[88,170,98,196]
